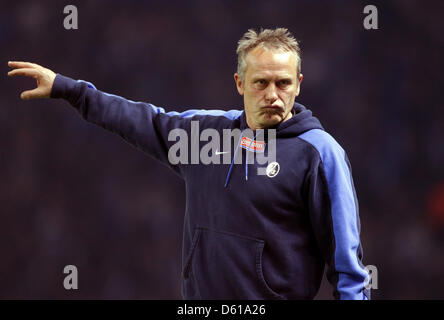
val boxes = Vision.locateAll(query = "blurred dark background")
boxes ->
[0,0,443,299]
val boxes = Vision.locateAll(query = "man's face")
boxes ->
[234,46,303,130]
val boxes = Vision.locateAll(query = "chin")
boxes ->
[260,116,282,128]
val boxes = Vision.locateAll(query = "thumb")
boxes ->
[20,87,47,100]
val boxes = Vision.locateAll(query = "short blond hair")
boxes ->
[236,28,302,81]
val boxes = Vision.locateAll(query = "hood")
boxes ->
[239,102,324,137]
[224,102,324,188]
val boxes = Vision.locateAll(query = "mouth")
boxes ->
[262,105,284,113]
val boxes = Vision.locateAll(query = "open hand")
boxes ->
[8,61,56,100]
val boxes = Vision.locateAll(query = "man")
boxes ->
[8,28,370,300]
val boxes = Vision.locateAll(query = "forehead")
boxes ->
[245,46,297,77]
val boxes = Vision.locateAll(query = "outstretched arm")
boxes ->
[7,61,241,175]
[7,61,188,174]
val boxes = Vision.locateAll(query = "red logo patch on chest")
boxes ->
[240,137,265,153]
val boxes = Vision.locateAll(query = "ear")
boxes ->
[234,73,244,96]
[295,73,303,96]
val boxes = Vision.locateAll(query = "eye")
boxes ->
[254,79,267,89]
[279,80,290,86]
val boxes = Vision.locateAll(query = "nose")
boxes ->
[264,83,278,103]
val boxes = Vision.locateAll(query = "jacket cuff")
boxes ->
[50,74,76,99]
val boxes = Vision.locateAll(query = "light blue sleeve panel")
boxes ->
[79,80,243,120]
[299,129,369,300]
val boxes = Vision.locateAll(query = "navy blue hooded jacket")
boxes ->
[51,74,370,300]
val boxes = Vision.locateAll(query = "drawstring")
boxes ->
[245,132,258,181]
[224,130,258,188]
[224,130,244,188]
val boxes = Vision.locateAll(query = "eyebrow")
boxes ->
[252,76,293,82]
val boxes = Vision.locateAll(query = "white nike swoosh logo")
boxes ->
[215,150,229,155]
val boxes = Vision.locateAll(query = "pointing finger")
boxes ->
[8,61,37,69]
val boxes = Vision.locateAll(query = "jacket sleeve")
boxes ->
[50,74,209,175]
[300,129,370,300]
